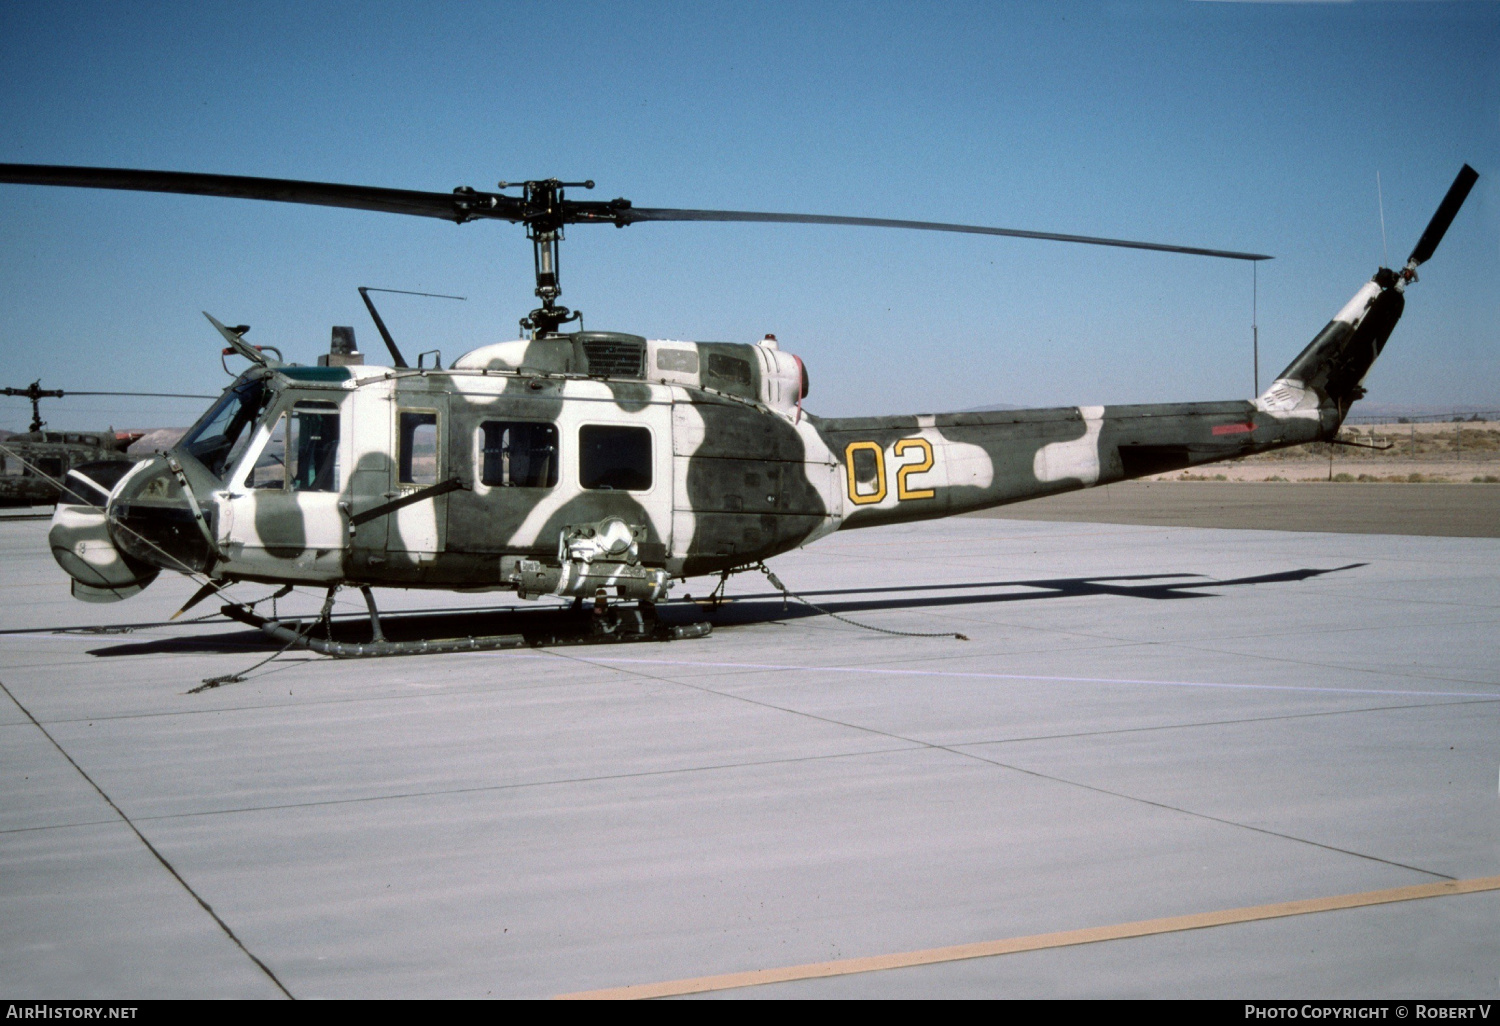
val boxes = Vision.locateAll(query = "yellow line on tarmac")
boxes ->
[557,874,1500,1000]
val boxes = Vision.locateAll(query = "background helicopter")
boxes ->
[0,162,1478,655]
[1,380,213,506]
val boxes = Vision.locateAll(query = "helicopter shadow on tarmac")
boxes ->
[699,563,1367,626]
[78,563,1366,658]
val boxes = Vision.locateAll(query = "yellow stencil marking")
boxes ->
[557,874,1500,1000]
[843,440,886,505]
[893,438,935,500]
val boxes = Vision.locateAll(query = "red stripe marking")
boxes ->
[1212,422,1254,436]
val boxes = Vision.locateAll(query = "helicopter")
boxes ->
[0,162,1478,654]
[0,380,214,507]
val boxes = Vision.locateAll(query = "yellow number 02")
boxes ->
[894,438,935,500]
[845,438,935,505]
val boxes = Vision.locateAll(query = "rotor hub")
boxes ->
[2,380,64,432]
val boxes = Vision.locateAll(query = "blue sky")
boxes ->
[0,0,1495,430]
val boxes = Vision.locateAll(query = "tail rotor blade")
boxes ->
[1407,164,1479,268]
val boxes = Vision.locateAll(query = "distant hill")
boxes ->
[957,402,1495,420]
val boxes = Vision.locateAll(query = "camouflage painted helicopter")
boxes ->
[1,381,212,507]
[0,162,1478,653]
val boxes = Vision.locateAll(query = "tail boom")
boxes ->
[814,398,1328,530]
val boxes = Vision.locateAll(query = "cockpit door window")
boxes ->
[244,401,340,492]
[289,402,340,492]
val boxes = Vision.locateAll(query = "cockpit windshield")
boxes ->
[178,376,272,479]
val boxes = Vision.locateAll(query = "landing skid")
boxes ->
[218,598,711,659]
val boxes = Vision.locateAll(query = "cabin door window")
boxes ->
[398,411,440,486]
[579,424,653,491]
[388,404,447,560]
[480,422,558,489]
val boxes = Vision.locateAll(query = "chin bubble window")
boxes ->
[578,425,652,491]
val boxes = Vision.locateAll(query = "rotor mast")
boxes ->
[504,178,595,338]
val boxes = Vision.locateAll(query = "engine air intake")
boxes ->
[579,333,646,378]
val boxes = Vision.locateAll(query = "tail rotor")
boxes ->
[1265,163,1479,418]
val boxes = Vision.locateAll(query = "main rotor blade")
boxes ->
[0,163,1271,260]
[620,207,1272,261]
[1406,164,1479,268]
[0,164,524,223]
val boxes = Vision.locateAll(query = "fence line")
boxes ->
[1346,410,1498,425]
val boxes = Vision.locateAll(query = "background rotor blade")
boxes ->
[4,386,215,399]
[0,164,524,223]
[54,391,219,399]
[621,207,1272,261]
[1406,164,1480,268]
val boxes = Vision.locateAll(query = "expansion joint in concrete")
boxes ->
[0,678,296,1000]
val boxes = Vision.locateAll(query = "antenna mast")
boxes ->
[1377,171,1390,268]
